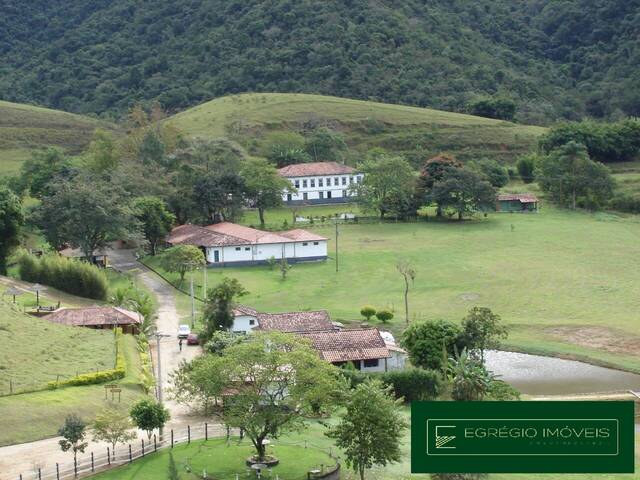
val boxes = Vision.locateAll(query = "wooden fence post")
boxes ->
[188,425,191,444]
[38,468,41,480]
[56,463,60,480]
[205,422,208,440]
[74,456,77,477]
[107,447,111,465]
[91,452,94,472]
[128,444,132,463]
[141,438,145,457]
[171,429,174,448]
[154,434,157,452]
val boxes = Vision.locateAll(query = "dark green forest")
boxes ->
[1,0,639,123]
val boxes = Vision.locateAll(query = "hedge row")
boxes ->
[17,251,109,300]
[47,329,126,389]
[341,367,442,402]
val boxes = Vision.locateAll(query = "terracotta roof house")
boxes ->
[43,306,142,334]
[278,161,363,205]
[167,222,327,267]
[231,306,334,334]
[496,193,539,213]
[300,328,392,372]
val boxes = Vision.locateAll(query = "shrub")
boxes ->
[610,193,640,214]
[378,368,442,402]
[375,309,394,323]
[16,252,108,300]
[360,305,376,321]
[486,379,520,400]
[401,319,466,371]
[516,155,536,183]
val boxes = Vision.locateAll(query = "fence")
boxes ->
[13,424,339,480]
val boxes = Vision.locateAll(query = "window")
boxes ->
[313,241,319,245]
[310,179,315,188]
[319,192,324,199]
[303,179,308,188]
[342,177,347,185]
[327,191,332,199]
[235,247,241,251]
[326,177,331,185]
[349,177,353,184]
[334,177,339,186]
[294,180,300,188]
[319,178,323,187]
[342,189,347,197]
[363,359,379,368]
[249,319,255,326]
[302,242,308,246]
[303,192,308,200]
[245,247,250,251]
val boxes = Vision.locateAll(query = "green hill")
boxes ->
[1,0,638,122]
[166,93,546,165]
[0,100,112,175]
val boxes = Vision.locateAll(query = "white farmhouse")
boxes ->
[278,162,363,205]
[167,222,327,266]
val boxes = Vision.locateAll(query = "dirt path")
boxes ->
[0,251,208,479]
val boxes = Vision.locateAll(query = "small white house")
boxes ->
[231,305,335,335]
[278,162,363,205]
[167,222,328,267]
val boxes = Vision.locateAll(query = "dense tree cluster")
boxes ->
[1,1,638,123]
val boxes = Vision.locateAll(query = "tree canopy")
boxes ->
[0,187,23,275]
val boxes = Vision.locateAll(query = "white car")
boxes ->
[177,324,191,339]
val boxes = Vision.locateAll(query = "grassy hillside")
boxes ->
[167,93,546,165]
[0,100,112,175]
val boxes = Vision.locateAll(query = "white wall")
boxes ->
[282,174,364,202]
[231,314,259,334]
[206,240,327,265]
[358,358,387,373]
[386,350,407,370]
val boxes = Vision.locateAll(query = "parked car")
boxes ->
[178,324,191,339]
[186,333,199,345]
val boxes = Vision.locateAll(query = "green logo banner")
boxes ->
[411,401,635,473]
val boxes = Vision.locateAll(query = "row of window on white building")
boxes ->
[292,175,362,190]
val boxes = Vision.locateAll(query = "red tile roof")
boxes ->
[168,223,326,247]
[278,162,356,177]
[43,306,141,327]
[497,193,538,203]
[300,328,391,363]
[233,305,259,316]
[256,310,334,333]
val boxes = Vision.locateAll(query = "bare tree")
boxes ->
[396,260,416,325]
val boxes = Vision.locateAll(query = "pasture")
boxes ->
[152,205,640,372]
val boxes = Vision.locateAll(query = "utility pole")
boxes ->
[190,273,195,328]
[202,265,207,299]
[335,219,339,273]
[153,332,171,441]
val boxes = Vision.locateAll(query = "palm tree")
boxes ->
[448,349,494,401]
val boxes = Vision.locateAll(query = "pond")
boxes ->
[484,350,640,395]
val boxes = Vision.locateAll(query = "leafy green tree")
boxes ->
[353,154,416,218]
[263,131,310,167]
[160,245,205,285]
[241,158,292,225]
[201,277,248,340]
[360,306,376,321]
[305,128,347,161]
[169,356,227,414]
[448,349,494,401]
[208,332,343,460]
[468,96,517,120]
[133,196,176,255]
[203,330,248,355]
[428,168,496,220]
[472,159,509,188]
[460,307,508,361]
[35,175,139,259]
[85,129,119,172]
[327,380,408,480]
[17,148,72,198]
[92,409,136,458]
[139,130,165,165]
[194,171,245,222]
[129,399,170,440]
[279,257,291,280]
[401,320,467,371]
[516,154,537,183]
[536,141,615,209]
[58,414,88,466]
[375,309,394,323]
[415,154,463,217]
[0,187,23,274]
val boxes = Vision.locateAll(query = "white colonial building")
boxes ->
[167,222,327,266]
[278,162,363,205]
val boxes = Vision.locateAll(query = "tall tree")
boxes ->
[536,141,615,210]
[241,158,293,226]
[85,129,119,172]
[460,307,508,362]
[401,320,467,372]
[427,168,496,220]
[205,332,343,461]
[169,356,228,414]
[194,172,245,222]
[133,196,176,255]
[35,175,139,259]
[160,245,205,285]
[415,154,462,217]
[0,187,23,275]
[353,154,416,218]
[201,277,247,341]
[327,380,408,480]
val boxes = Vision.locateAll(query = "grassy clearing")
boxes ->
[166,93,546,165]
[150,205,640,372]
[0,100,115,176]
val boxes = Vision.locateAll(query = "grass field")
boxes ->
[165,93,546,165]
[149,204,640,373]
[0,100,114,176]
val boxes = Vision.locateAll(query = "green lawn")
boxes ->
[165,93,545,165]
[151,205,640,372]
[91,437,335,480]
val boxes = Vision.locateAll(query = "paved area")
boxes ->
[0,250,209,480]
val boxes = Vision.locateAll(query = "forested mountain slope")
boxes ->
[1,0,638,123]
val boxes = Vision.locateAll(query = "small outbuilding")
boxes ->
[496,193,539,213]
[42,306,142,334]
[58,247,109,267]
